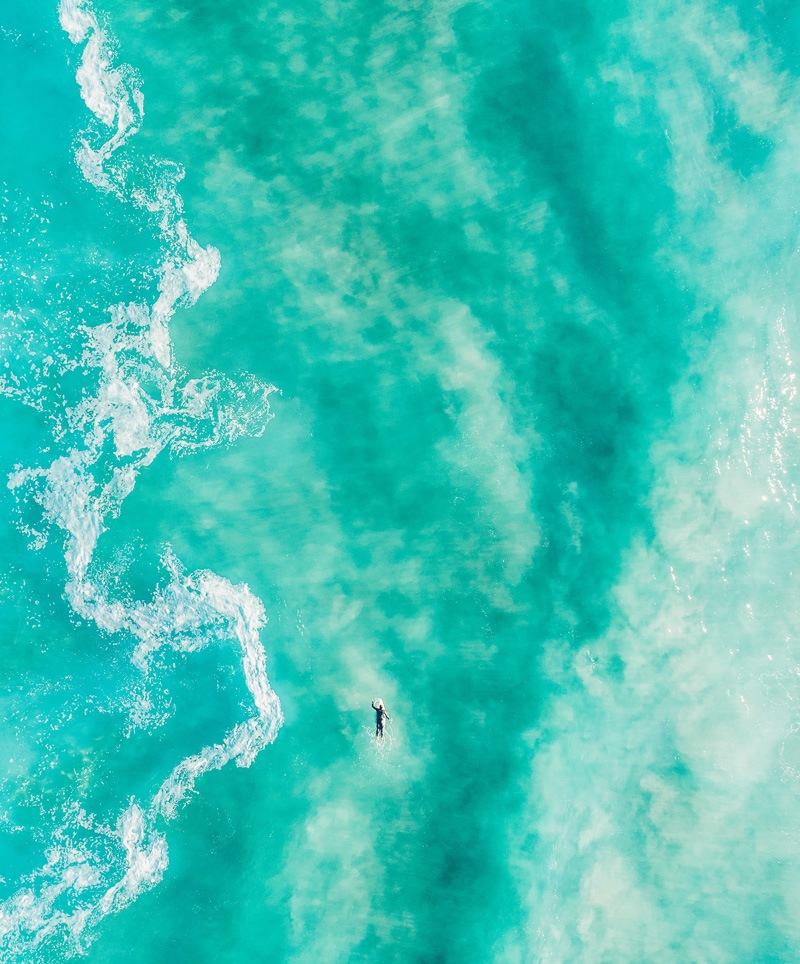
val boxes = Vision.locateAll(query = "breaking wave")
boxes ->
[0,0,283,955]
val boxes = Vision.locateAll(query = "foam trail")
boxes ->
[0,1,283,955]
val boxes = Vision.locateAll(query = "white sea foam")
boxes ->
[0,805,168,954]
[0,0,282,955]
[58,0,96,44]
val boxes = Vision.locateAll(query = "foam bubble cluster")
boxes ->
[0,0,282,954]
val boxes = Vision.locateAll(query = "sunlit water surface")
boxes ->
[2,0,800,959]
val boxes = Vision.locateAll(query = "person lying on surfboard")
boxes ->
[372,698,391,740]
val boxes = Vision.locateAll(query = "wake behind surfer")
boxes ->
[372,698,391,740]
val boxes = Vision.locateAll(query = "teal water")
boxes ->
[2,0,800,959]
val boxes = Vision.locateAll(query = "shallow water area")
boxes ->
[4,0,800,960]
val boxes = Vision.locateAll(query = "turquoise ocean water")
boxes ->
[2,0,800,959]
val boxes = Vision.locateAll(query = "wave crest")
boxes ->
[0,0,283,955]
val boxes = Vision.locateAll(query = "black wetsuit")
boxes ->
[372,701,389,738]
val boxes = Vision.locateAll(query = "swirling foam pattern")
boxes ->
[0,1,282,955]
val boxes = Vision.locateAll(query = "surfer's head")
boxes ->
[374,698,384,708]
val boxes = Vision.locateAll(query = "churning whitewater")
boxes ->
[0,0,282,953]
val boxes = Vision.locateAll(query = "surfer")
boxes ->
[372,698,391,740]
